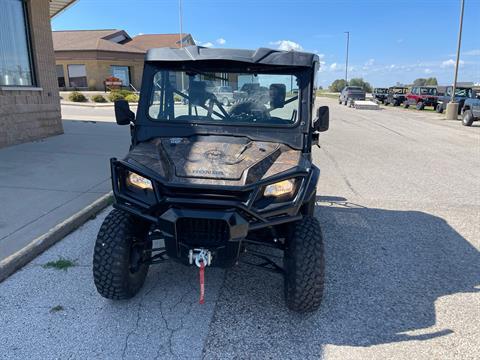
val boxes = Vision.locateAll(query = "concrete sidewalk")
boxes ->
[0,120,130,266]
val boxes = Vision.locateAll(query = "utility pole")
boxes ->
[446,0,465,119]
[344,31,350,84]
[178,0,185,92]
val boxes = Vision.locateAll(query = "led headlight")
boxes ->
[126,171,153,190]
[264,179,296,197]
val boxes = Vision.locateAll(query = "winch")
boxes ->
[188,248,213,304]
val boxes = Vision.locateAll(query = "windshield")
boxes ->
[420,87,437,95]
[375,88,387,94]
[148,70,300,126]
[447,87,471,97]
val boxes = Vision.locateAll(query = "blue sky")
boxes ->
[52,0,480,87]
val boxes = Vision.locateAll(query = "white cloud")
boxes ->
[216,38,226,45]
[318,60,327,72]
[200,41,214,48]
[270,40,303,51]
[424,68,432,74]
[464,49,480,56]
[365,58,375,66]
[441,59,464,68]
[329,63,339,71]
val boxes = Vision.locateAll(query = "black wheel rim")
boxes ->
[129,239,145,273]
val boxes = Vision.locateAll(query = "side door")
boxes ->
[473,98,480,118]
[406,87,416,104]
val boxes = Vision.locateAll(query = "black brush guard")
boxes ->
[110,158,318,267]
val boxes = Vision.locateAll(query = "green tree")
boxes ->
[413,78,427,86]
[349,78,373,93]
[413,77,438,86]
[329,79,347,92]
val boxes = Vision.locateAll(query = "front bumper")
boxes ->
[158,208,249,267]
[110,158,318,264]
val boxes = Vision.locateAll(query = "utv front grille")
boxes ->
[176,218,230,247]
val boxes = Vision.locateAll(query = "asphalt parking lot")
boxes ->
[1,98,479,359]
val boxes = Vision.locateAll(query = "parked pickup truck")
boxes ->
[233,83,269,104]
[339,86,366,106]
[373,88,388,103]
[461,95,480,126]
[435,86,474,114]
[404,86,438,110]
[384,86,408,106]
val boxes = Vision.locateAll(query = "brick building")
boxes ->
[53,31,195,91]
[0,0,76,148]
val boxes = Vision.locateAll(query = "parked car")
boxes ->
[435,86,474,114]
[212,85,234,106]
[461,96,480,126]
[384,86,408,106]
[373,88,388,103]
[339,86,366,106]
[404,86,438,110]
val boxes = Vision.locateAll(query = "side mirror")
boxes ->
[114,100,135,125]
[314,106,329,132]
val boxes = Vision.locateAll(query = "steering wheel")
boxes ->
[228,99,271,121]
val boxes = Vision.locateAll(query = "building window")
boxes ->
[0,0,34,86]
[67,64,87,88]
[110,66,130,87]
[56,65,65,88]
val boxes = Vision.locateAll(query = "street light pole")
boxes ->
[178,0,183,47]
[344,31,350,84]
[446,0,465,119]
[451,0,465,103]
[178,0,185,91]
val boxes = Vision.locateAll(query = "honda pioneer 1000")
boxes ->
[92,46,329,312]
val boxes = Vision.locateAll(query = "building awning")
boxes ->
[49,0,78,18]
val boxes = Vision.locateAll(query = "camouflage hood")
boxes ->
[126,135,304,186]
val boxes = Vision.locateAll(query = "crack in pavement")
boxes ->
[321,146,360,197]
[121,282,158,359]
[121,300,143,359]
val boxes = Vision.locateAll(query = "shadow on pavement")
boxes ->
[202,197,480,358]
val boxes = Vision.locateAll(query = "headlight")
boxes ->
[126,171,153,190]
[264,179,296,197]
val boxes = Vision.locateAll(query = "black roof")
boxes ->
[145,46,319,67]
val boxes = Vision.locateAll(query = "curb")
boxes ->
[0,192,113,283]
[61,101,139,108]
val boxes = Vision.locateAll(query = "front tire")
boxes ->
[416,101,424,110]
[93,209,151,300]
[284,216,325,312]
[436,104,443,113]
[462,110,474,126]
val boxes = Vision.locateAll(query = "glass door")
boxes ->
[110,66,130,87]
